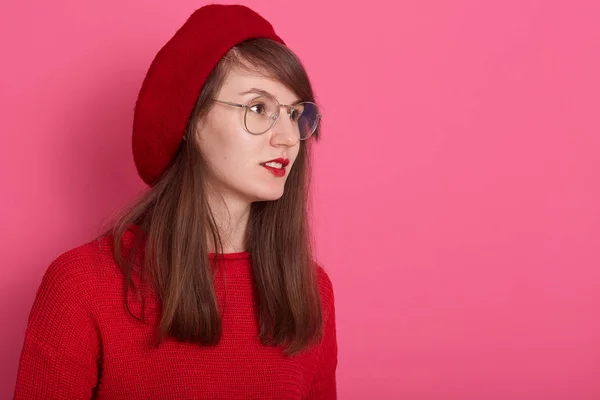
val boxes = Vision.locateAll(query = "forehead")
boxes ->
[218,68,300,104]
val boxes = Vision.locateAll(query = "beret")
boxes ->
[132,4,285,186]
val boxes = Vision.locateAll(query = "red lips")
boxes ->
[261,157,289,167]
[260,157,289,177]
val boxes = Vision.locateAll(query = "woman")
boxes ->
[14,4,337,399]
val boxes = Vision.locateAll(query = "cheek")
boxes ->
[216,139,266,179]
[199,121,247,167]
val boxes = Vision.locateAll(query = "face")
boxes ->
[195,67,302,204]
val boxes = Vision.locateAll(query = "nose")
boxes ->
[270,112,299,147]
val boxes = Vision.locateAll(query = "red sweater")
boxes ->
[14,230,337,399]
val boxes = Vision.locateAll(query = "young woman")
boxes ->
[14,4,337,399]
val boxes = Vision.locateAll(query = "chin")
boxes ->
[250,187,286,202]
[256,192,285,202]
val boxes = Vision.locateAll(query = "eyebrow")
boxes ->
[238,88,301,104]
[239,88,272,97]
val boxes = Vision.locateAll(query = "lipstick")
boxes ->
[260,157,289,177]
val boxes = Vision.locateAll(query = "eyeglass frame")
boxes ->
[211,95,322,140]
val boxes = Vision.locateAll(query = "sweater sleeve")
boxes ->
[14,251,101,399]
[306,267,338,400]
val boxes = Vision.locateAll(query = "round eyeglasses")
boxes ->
[212,95,321,140]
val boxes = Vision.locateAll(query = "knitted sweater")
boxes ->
[14,229,337,399]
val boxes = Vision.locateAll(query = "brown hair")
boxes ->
[108,38,323,356]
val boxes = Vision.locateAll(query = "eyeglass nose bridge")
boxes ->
[264,106,300,143]
[270,104,297,120]
[268,104,299,128]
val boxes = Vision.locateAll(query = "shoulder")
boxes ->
[21,235,114,375]
[37,233,122,306]
[315,264,334,297]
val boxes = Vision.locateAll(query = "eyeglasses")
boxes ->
[212,94,321,140]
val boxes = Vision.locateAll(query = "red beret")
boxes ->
[132,4,285,186]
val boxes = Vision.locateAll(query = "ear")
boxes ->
[194,119,207,145]
[186,115,208,145]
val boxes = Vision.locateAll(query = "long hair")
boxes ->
[108,38,323,356]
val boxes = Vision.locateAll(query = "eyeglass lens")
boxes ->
[244,96,319,139]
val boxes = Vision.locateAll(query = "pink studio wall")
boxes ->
[1,0,599,398]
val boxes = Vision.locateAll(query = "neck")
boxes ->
[206,192,251,253]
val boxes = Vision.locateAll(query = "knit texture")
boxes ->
[14,229,337,399]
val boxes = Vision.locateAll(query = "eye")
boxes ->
[249,103,267,115]
[290,108,303,122]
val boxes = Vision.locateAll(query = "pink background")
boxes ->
[1,0,599,398]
